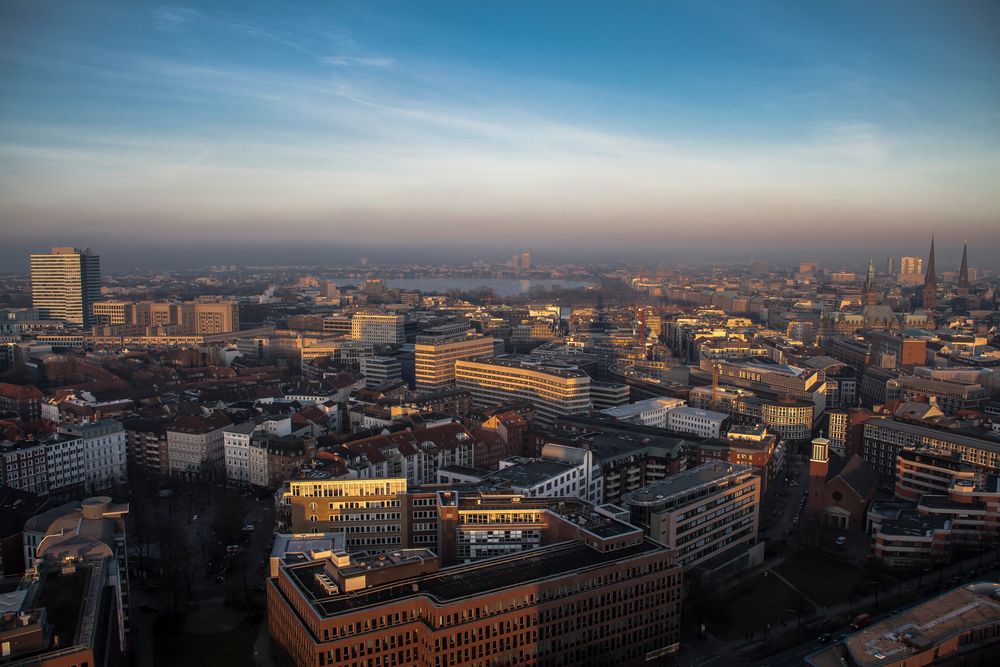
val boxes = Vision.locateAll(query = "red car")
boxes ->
[850,613,872,630]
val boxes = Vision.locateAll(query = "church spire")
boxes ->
[863,252,877,306]
[923,234,937,308]
[958,241,969,292]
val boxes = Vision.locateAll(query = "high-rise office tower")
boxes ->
[30,247,101,326]
[520,251,531,270]
[898,255,923,286]
[922,235,937,308]
[899,256,922,275]
[886,256,895,276]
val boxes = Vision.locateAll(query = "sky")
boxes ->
[1,0,999,270]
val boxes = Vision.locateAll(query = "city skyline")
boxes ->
[2,1,1000,268]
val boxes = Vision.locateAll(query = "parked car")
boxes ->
[835,536,848,546]
[242,523,255,533]
[850,613,872,630]
[817,633,832,643]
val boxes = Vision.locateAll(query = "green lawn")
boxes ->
[706,572,813,640]
[155,616,260,667]
[775,552,873,607]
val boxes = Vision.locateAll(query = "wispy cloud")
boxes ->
[152,6,202,32]
[323,55,395,68]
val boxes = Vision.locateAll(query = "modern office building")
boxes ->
[92,300,134,326]
[268,503,682,667]
[282,478,410,551]
[898,255,923,285]
[862,417,1000,487]
[10,497,131,665]
[351,311,405,347]
[624,461,760,569]
[600,397,685,429]
[884,375,989,414]
[665,405,728,439]
[866,447,1000,569]
[485,443,604,505]
[29,246,101,326]
[414,336,497,391]
[93,297,239,334]
[455,355,592,426]
[361,355,403,389]
[180,297,240,334]
[689,385,815,442]
[699,358,828,419]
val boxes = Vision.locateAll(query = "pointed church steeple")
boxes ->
[863,253,877,306]
[958,241,969,294]
[923,234,937,308]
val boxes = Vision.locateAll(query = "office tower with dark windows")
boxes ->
[29,246,101,326]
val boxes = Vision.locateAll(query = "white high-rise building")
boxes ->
[350,311,405,346]
[30,247,101,326]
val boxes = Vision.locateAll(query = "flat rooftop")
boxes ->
[845,582,1000,667]
[489,460,575,488]
[668,405,728,421]
[624,460,754,506]
[879,510,949,537]
[460,355,590,379]
[865,418,1000,454]
[285,539,665,617]
[340,549,436,577]
[272,532,345,563]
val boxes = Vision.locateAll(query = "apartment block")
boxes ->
[124,417,170,476]
[0,439,48,496]
[59,420,128,493]
[167,412,233,481]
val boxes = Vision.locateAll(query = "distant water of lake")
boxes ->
[332,277,592,296]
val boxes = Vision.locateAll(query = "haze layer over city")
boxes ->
[2,3,1000,667]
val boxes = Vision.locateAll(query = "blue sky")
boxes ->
[1,1,999,266]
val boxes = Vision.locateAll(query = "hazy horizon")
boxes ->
[2,1,999,269]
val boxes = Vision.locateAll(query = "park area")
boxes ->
[705,571,813,640]
[775,552,881,607]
